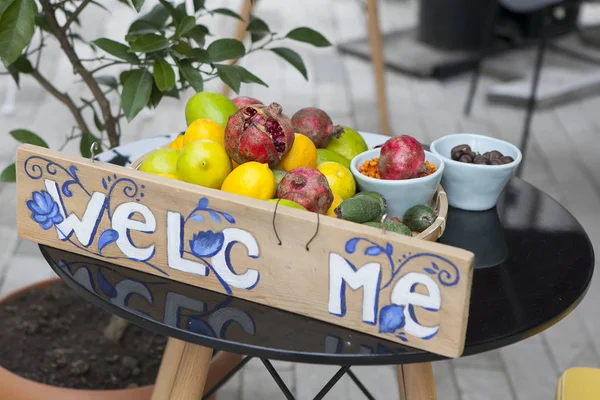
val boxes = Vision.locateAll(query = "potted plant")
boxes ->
[0,0,330,397]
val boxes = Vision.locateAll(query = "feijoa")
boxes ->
[335,196,382,223]
[403,205,437,232]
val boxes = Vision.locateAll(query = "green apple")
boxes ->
[266,199,307,211]
[316,149,351,169]
[325,127,368,161]
[139,148,179,176]
[185,92,238,128]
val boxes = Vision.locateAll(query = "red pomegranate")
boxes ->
[225,103,294,167]
[378,136,426,180]
[291,107,343,148]
[232,96,263,109]
[277,167,333,214]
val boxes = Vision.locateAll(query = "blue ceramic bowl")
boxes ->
[350,148,445,219]
[430,133,522,211]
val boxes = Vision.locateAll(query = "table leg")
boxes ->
[152,338,186,400]
[365,0,392,137]
[169,342,213,400]
[397,363,437,400]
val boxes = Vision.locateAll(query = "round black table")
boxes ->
[40,178,594,399]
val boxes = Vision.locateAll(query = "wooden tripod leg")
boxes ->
[169,343,213,400]
[365,0,392,137]
[152,338,186,400]
[221,0,257,96]
[397,363,437,400]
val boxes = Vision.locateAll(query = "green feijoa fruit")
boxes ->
[335,196,382,223]
[362,221,382,229]
[356,191,387,220]
[403,205,437,232]
[386,221,412,236]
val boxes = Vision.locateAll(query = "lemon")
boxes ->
[184,119,225,147]
[278,133,317,172]
[325,127,368,161]
[316,148,350,169]
[177,140,232,189]
[317,161,356,200]
[139,148,179,176]
[266,199,307,211]
[221,162,276,200]
[326,193,343,217]
[168,134,185,150]
[185,91,237,128]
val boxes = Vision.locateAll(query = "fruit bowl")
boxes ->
[130,132,448,243]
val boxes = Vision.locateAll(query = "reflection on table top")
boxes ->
[41,178,594,365]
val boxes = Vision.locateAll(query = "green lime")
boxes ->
[325,126,368,161]
[272,169,287,187]
[316,149,351,169]
[185,92,237,128]
[139,148,179,176]
[266,199,307,211]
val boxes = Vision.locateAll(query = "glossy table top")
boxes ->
[40,177,594,365]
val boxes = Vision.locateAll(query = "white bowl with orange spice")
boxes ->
[350,148,445,219]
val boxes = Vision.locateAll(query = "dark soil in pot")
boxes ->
[0,281,165,389]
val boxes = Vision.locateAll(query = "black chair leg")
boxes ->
[516,8,551,178]
[464,1,500,116]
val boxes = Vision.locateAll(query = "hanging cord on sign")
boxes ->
[272,195,320,251]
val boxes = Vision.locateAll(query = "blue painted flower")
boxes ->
[189,230,225,258]
[379,304,406,334]
[27,190,63,230]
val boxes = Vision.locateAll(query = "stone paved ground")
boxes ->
[2,0,600,398]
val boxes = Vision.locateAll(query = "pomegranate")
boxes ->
[277,167,333,214]
[291,107,344,148]
[378,136,426,180]
[232,96,263,109]
[225,103,294,167]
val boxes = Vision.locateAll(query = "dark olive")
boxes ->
[489,150,503,160]
[491,159,504,165]
[499,156,514,164]
[482,151,492,159]
[451,150,464,161]
[451,144,471,154]
[458,154,473,163]
[467,151,478,159]
[474,155,490,165]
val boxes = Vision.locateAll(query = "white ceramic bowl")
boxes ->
[350,148,445,219]
[430,133,522,211]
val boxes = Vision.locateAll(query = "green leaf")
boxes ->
[148,82,163,109]
[90,0,110,12]
[234,65,267,87]
[95,75,118,89]
[158,0,185,23]
[286,27,331,47]
[0,163,16,182]
[193,0,205,11]
[138,3,169,27]
[176,15,195,37]
[121,69,153,121]
[246,16,269,42]
[132,0,144,12]
[11,54,32,73]
[171,41,192,57]
[211,8,243,21]
[93,38,140,63]
[215,64,240,94]
[270,47,307,80]
[153,58,175,92]
[130,34,170,53]
[34,13,51,32]
[7,62,19,86]
[120,70,133,85]
[0,0,16,17]
[10,129,48,148]
[177,60,203,92]
[128,19,161,37]
[0,0,36,66]
[93,111,104,132]
[188,25,208,47]
[207,38,245,62]
[188,48,211,63]
[80,132,102,159]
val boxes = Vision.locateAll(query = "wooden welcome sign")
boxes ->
[16,145,475,358]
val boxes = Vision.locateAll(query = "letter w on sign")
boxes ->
[16,145,475,358]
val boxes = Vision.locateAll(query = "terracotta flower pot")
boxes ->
[0,278,242,400]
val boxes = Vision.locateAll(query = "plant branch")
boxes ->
[62,0,94,33]
[40,0,119,148]
[30,69,92,137]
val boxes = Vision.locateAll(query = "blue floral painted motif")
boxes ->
[27,190,64,230]
[379,304,405,334]
[189,231,225,258]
